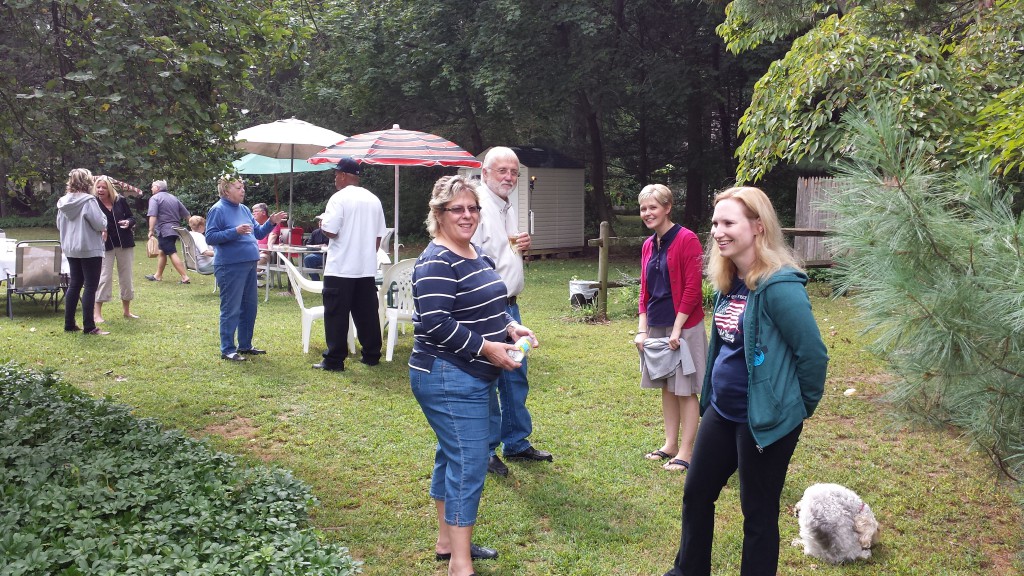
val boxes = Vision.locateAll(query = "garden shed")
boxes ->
[461,146,585,256]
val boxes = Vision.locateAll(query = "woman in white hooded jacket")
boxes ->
[56,168,109,335]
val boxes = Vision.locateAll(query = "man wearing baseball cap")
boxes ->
[314,157,387,371]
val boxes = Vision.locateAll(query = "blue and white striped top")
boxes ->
[409,241,514,380]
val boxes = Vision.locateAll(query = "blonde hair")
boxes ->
[425,175,480,238]
[66,168,93,194]
[638,183,673,208]
[217,175,242,197]
[92,175,120,202]
[188,215,206,230]
[706,186,800,292]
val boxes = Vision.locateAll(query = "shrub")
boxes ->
[614,271,716,313]
[0,363,361,576]
[0,215,56,229]
[702,278,715,309]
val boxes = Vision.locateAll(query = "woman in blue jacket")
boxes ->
[663,186,828,576]
[205,176,286,361]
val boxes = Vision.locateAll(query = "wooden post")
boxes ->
[598,221,610,319]
[587,223,647,319]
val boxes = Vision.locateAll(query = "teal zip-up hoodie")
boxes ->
[701,267,828,449]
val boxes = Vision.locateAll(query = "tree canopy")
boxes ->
[721,0,1024,185]
[0,1,306,214]
[3,1,796,234]
[295,0,775,232]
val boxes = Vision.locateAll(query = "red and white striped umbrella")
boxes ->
[105,177,144,197]
[307,125,481,262]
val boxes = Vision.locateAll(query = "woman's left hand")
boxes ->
[482,340,521,370]
[269,211,288,224]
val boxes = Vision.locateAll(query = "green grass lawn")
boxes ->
[1,228,1020,575]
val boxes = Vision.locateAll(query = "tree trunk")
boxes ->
[683,90,705,232]
[637,103,650,182]
[682,66,706,230]
[461,95,484,153]
[0,161,8,218]
[580,93,614,235]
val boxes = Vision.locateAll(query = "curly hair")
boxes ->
[424,175,481,239]
[217,175,243,197]
[66,168,94,194]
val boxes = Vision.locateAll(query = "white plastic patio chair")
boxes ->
[280,254,355,354]
[377,258,416,362]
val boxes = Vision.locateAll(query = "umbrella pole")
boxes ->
[289,146,295,227]
[393,165,399,263]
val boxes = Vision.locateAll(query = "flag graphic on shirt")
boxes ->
[714,295,747,344]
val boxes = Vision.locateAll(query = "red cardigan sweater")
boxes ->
[638,226,705,329]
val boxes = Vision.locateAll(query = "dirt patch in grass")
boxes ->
[202,416,279,462]
[205,416,259,441]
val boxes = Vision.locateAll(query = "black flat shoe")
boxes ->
[238,348,267,355]
[312,361,344,372]
[221,352,247,362]
[435,543,498,561]
[487,455,509,477]
[504,446,553,462]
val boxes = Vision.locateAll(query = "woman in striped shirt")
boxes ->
[409,175,538,576]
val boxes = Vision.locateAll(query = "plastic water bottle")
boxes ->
[507,335,536,362]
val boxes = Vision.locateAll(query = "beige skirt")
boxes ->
[640,323,708,396]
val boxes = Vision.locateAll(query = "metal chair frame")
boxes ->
[5,240,66,319]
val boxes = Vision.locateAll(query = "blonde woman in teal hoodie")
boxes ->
[56,168,109,335]
[663,186,828,576]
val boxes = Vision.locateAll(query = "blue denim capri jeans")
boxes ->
[410,358,499,527]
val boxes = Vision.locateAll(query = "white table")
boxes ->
[263,245,327,302]
[262,244,390,301]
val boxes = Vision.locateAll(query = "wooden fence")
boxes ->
[791,176,836,267]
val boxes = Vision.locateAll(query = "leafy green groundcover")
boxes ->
[0,364,361,576]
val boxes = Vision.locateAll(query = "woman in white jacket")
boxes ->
[56,168,109,335]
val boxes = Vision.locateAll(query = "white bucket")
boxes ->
[569,280,599,307]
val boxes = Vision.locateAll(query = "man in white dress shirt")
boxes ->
[472,146,553,476]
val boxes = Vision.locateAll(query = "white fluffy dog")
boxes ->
[792,483,880,564]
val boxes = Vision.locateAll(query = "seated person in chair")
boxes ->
[304,214,328,281]
[188,215,215,274]
[252,203,271,269]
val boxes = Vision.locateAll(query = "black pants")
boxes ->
[322,275,382,367]
[666,406,802,576]
[65,256,102,332]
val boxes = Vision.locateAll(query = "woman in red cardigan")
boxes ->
[634,184,707,472]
